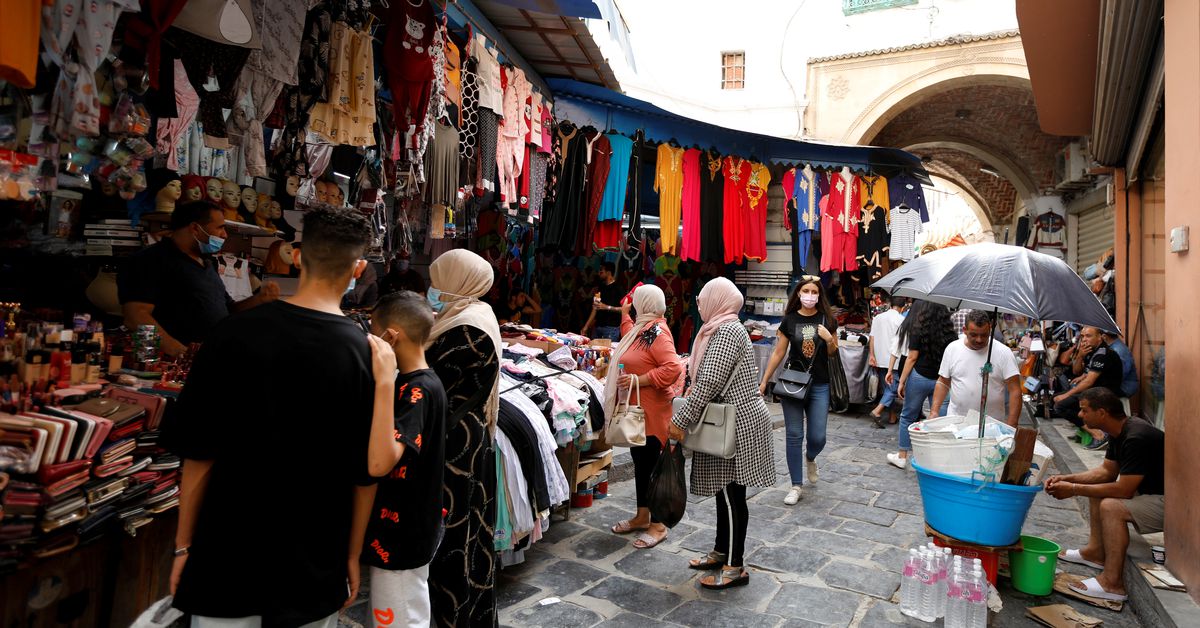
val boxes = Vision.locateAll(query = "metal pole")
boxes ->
[977,308,998,438]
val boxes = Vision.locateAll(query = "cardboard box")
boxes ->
[506,337,565,354]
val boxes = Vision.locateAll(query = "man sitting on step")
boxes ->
[1044,388,1165,602]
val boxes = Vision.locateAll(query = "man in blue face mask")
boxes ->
[118,201,279,356]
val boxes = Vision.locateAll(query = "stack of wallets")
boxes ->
[84,219,143,257]
[0,387,182,563]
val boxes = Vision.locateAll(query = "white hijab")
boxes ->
[602,284,667,418]
[428,249,503,433]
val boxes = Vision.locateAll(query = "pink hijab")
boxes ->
[689,277,744,383]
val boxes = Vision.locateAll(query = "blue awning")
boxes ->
[485,0,601,19]
[547,79,931,183]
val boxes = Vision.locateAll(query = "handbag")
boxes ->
[681,355,743,459]
[829,350,851,413]
[774,354,814,402]
[606,376,647,447]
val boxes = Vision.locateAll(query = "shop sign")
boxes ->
[842,0,918,16]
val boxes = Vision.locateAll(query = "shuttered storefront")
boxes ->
[1075,204,1115,273]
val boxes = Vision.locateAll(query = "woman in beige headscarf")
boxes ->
[603,284,683,549]
[423,249,502,627]
[669,277,775,590]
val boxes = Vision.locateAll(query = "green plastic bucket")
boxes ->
[1010,535,1061,595]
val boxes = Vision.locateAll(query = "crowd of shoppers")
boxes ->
[166,216,1151,620]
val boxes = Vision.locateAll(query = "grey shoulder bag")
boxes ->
[681,353,743,459]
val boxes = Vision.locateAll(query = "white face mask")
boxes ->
[800,294,819,309]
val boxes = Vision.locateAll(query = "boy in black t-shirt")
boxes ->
[363,291,448,627]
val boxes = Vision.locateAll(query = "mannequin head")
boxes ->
[220,180,240,210]
[285,175,299,197]
[314,180,331,205]
[182,175,206,203]
[240,186,258,212]
[147,167,182,213]
[205,177,223,203]
[328,183,345,207]
[255,193,277,226]
[268,199,282,219]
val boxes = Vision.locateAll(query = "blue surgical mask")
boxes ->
[194,227,225,255]
[427,287,445,312]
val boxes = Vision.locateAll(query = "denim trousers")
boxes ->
[898,371,948,451]
[780,383,830,485]
[877,367,898,408]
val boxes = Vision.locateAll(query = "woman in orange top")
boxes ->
[604,284,683,549]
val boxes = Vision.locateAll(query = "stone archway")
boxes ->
[805,33,1070,227]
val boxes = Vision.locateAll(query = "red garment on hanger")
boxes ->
[383,0,436,134]
[679,148,702,262]
[721,156,751,264]
[580,133,612,255]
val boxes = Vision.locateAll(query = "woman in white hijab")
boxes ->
[604,284,683,549]
[424,249,503,627]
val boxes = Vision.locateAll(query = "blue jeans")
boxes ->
[898,371,948,451]
[878,368,898,408]
[780,384,830,486]
[594,326,621,342]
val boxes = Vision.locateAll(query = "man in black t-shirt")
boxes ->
[583,261,627,341]
[118,202,279,356]
[1053,326,1124,447]
[1045,388,1165,603]
[362,292,447,626]
[168,208,393,628]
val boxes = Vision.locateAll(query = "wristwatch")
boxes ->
[174,546,190,557]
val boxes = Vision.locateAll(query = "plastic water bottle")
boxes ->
[917,549,940,622]
[944,562,967,628]
[937,548,952,617]
[965,565,988,628]
[899,549,921,617]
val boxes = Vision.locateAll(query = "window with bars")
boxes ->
[721,51,745,90]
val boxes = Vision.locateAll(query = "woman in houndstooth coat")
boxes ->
[670,278,775,590]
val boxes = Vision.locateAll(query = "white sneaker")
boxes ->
[784,486,803,505]
[806,460,819,483]
[887,453,908,470]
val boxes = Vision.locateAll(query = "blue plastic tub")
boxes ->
[912,460,1041,547]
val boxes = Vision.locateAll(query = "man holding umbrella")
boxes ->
[929,310,1022,426]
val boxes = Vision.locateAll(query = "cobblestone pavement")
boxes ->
[489,411,1146,628]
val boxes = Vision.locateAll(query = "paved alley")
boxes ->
[484,411,1145,628]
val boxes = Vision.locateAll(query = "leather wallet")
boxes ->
[148,454,180,471]
[146,484,179,505]
[118,457,154,477]
[97,438,136,464]
[0,416,48,473]
[106,388,167,431]
[42,465,93,499]
[38,459,92,485]
[43,407,111,459]
[24,413,76,463]
[108,418,145,442]
[117,480,153,506]
[123,516,153,535]
[68,398,145,426]
[93,456,134,478]
[40,505,88,533]
[36,409,92,460]
[146,496,179,514]
[117,504,146,520]
[32,531,79,558]
[85,477,129,508]
[43,493,87,521]
[78,504,116,539]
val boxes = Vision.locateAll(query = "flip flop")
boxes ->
[633,531,668,549]
[700,566,750,590]
[1068,577,1128,602]
[1059,549,1104,570]
[611,520,649,535]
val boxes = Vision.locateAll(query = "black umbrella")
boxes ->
[872,243,1119,437]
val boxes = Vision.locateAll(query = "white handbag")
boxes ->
[606,376,647,447]
[676,357,742,459]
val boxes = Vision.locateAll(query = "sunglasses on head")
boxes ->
[800,275,821,283]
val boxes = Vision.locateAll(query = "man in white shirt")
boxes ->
[868,296,907,426]
[930,310,1023,426]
